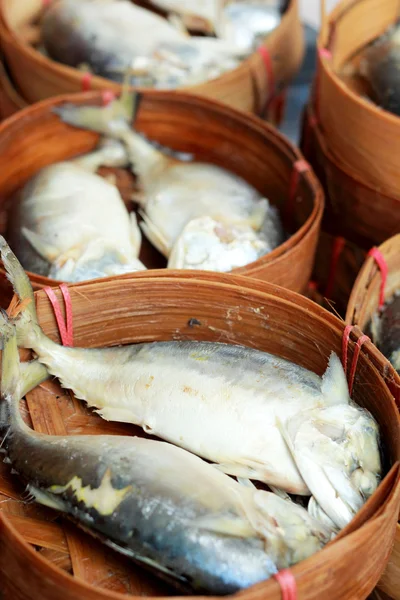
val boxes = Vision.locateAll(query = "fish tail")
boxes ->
[0,311,21,434]
[53,76,140,139]
[0,236,43,349]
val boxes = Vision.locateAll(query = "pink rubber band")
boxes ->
[258,46,275,103]
[43,284,73,347]
[42,0,52,6]
[101,90,116,106]
[367,247,388,309]
[82,72,92,92]
[274,569,297,600]
[342,325,370,395]
[319,47,332,60]
[324,237,345,298]
[285,160,310,223]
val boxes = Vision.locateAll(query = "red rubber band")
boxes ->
[101,90,116,106]
[82,72,92,92]
[324,237,345,298]
[285,160,310,223]
[367,247,388,309]
[274,569,297,600]
[42,0,52,6]
[43,284,73,347]
[271,91,287,125]
[342,325,370,395]
[258,45,275,109]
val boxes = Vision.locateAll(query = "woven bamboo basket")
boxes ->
[315,0,400,198]
[300,103,400,248]
[0,90,323,302]
[346,234,400,600]
[309,230,366,318]
[0,0,304,119]
[0,271,399,599]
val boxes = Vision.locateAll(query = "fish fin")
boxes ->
[20,360,49,397]
[27,485,67,511]
[268,485,291,501]
[53,82,136,138]
[168,13,190,36]
[0,312,21,401]
[130,212,142,255]
[21,228,59,263]
[95,406,139,424]
[237,477,257,489]
[0,236,43,349]
[131,189,147,206]
[139,211,171,257]
[321,352,351,406]
[193,514,255,538]
[248,199,269,230]
[167,232,186,268]
[212,461,261,479]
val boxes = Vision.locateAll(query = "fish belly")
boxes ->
[38,342,323,492]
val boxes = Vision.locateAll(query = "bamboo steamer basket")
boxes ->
[0,271,399,599]
[300,103,400,248]
[0,90,323,301]
[310,230,366,318]
[0,0,304,118]
[0,60,25,119]
[315,0,400,198]
[346,234,400,600]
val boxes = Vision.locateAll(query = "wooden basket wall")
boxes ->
[301,103,400,249]
[0,0,304,118]
[346,234,400,600]
[0,271,399,600]
[315,0,400,198]
[0,90,323,302]
[309,230,367,318]
[0,59,25,119]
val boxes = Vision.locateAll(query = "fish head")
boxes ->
[282,404,382,530]
[168,216,270,272]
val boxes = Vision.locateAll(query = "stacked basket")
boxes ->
[0,0,304,121]
[346,234,400,600]
[301,0,400,314]
[0,90,323,301]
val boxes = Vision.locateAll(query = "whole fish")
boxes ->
[53,93,284,265]
[360,23,400,116]
[168,216,279,271]
[149,1,285,51]
[370,292,400,373]
[0,238,381,529]
[0,315,331,594]
[7,139,146,282]
[41,0,247,88]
